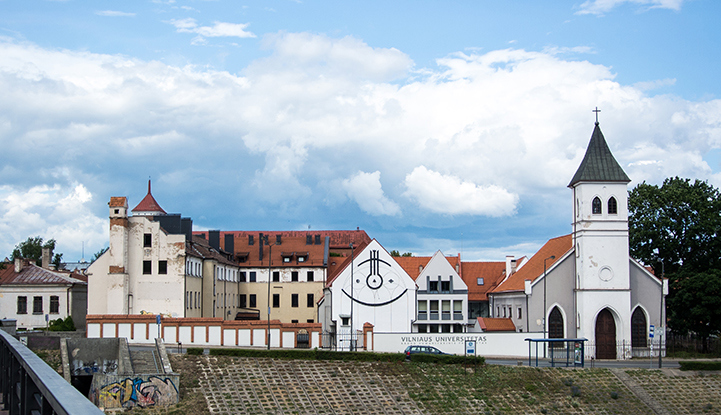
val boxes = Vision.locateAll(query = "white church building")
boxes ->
[489,121,667,359]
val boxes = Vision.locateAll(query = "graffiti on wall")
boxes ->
[91,376,178,409]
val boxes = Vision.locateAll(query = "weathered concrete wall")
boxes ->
[89,373,179,410]
[65,338,122,376]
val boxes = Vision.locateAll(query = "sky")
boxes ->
[1,0,720,264]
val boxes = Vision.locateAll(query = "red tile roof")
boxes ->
[461,261,506,302]
[492,235,572,293]
[477,317,516,331]
[393,255,461,280]
[324,239,372,287]
[131,180,166,214]
[192,230,371,269]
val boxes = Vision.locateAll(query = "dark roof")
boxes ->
[568,123,630,187]
[0,261,87,285]
[132,180,167,214]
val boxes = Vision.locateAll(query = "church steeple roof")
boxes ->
[568,123,630,187]
[131,180,166,215]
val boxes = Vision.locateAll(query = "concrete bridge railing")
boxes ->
[0,329,103,415]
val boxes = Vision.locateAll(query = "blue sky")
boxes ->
[1,0,720,263]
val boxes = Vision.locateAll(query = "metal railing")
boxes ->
[0,329,103,415]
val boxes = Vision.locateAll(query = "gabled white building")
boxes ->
[318,239,417,349]
[409,251,468,333]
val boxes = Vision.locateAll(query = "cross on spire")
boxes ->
[593,107,601,125]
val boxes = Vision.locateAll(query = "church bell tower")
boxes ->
[568,120,632,356]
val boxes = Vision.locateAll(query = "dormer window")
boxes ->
[296,252,309,263]
[592,197,602,214]
[281,252,294,263]
[608,197,618,214]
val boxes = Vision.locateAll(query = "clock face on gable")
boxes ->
[342,249,409,307]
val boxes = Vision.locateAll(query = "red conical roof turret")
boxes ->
[131,179,167,216]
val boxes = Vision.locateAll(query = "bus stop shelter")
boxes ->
[525,338,588,367]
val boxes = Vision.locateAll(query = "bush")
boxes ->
[207,348,407,363]
[678,361,721,371]
[187,348,204,356]
[48,316,75,332]
[408,353,485,365]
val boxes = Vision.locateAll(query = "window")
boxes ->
[307,293,314,307]
[298,256,305,263]
[291,271,299,282]
[272,293,280,308]
[143,261,152,274]
[418,301,427,320]
[50,296,59,314]
[632,307,647,348]
[442,300,451,320]
[17,296,27,314]
[503,307,506,318]
[291,320,298,323]
[315,234,321,245]
[273,271,280,282]
[441,280,450,292]
[239,272,246,282]
[429,301,439,320]
[418,324,427,333]
[306,235,312,245]
[453,301,463,320]
[429,281,439,292]
[240,295,247,309]
[249,294,256,308]
[144,233,152,247]
[549,307,564,339]
[441,324,451,333]
[248,235,254,245]
[291,294,299,307]
[283,257,291,263]
[477,278,484,285]
[158,260,167,274]
[33,296,43,314]
[608,197,618,214]
[518,307,522,320]
[592,197,602,214]
[429,324,439,333]
[249,272,256,282]
[341,317,349,326]
[307,319,314,323]
[307,271,314,282]
[276,235,282,245]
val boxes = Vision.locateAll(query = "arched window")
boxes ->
[631,307,647,348]
[549,307,564,339]
[608,197,618,214]
[592,197,602,214]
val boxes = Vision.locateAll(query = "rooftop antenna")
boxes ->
[593,107,601,125]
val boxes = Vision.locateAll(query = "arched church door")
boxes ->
[595,308,616,359]
[631,308,647,348]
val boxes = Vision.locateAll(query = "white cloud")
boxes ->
[403,167,519,216]
[168,18,256,40]
[0,34,720,260]
[0,184,107,261]
[577,0,684,15]
[342,171,401,216]
[95,10,136,17]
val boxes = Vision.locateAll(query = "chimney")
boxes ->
[505,255,515,277]
[209,230,220,251]
[181,218,193,241]
[224,234,234,254]
[14,258,23,273]
[42,247,52,269]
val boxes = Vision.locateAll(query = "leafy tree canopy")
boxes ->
[629,177,721,275]
[390,250,413,257]
[11,236,63,268]
[667,268,721,341]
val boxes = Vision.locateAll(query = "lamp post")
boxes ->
[349,242,355,351]
[266,239,274,350]
[659,259,664,368]
[543,255,555,358]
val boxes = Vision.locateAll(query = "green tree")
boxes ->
[629,177,721,341]
[11,236,63,267]
[390,250,412,257]
[92,247,109,262]
[629,177,721,275]
[667,269,721,347]
[390,250,400,257]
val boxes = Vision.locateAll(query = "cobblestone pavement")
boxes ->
[196,356,423,415]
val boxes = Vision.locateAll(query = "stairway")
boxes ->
[129,349,160,374]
